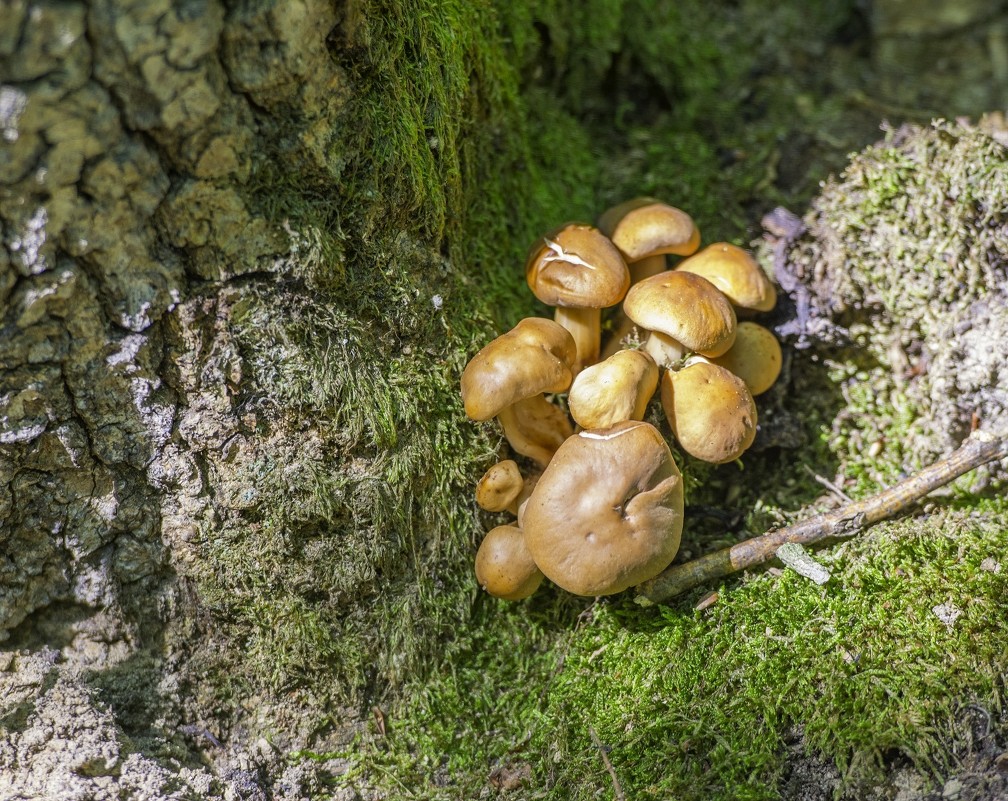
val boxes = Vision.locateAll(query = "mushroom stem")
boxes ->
[643,330,687,369]
[635,428,1008,605]
[554,306,601,373]
[497,395,574,468]
[629,254,667,283]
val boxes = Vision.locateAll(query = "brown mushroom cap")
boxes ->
[660,358,757,464]
[567,349,659,429]
[622,270,737,359]
[522,421,684,596]
[475,460,524,512]
[460,317,576,421]
[597,198,700,263]
[676,243,776,314]
[711,321,783,396]
[525,223,630,310]
[475,525,544,601]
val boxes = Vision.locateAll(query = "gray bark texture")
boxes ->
[1,1,345,797]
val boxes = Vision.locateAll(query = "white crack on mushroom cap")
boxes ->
[525,223,630,373]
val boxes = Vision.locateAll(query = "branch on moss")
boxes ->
[636,429,1008,606]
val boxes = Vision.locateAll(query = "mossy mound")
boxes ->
[785,120,1008,485]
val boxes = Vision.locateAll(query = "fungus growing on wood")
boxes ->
[460,317,576,466]
[598,197,700,283]
[567,349,659,429]
[475,460,524,512]
[660,357,757,464]
[622,270,737,368]
[475,524,544,601]
[522,421,684,596]
[711,321,783,396]
[676,242,776,315]
[525,223,630,372]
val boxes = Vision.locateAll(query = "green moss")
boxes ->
[801,122,1008,341]
[342,500,1007,800]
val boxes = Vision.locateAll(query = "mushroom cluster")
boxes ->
[462,199,782,600]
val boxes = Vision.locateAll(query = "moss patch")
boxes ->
[342,499,1007,800]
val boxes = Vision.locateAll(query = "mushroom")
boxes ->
[461,317,576,467]
[597,197,700,283]
[525,223,630,373]
[676,243,776,315]
[567,349,659,429]
[597,198,701,359]
[660,357,757,464]
[522,420,684,596]
[711,321,783,396]
[621,270,737,369]
[475,524,544,601]
[475,460,524,512]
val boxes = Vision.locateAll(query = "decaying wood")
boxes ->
[636,429,1008,606]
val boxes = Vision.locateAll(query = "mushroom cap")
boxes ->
[675,243,776,313]
[475,460,524,512]
[461,317,576,421]
[660,359,757,463]
[522,421,684,596]
[711,321,782,396]
[622,270,737,357]
[567,349,659,429]
[475,525,544,601]
[525,223,630,309]
[597,198,701,263]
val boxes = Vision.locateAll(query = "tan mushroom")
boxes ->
[567,349,659,429]
[711,321,783,396]
[475,460,524,512]
[676,243,776,315]
[525,223,630,373]
[461,317,575,467]
[598,197,700,283]
[597,199,701,358]
[475,524,544,601]
[522,420,684,596]
[660,357,757,464]
[622,270,737,369]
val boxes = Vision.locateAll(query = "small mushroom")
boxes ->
[475,524,544,601]
[567,349,659,429]
[461,318,575,467]
[475,460,524,512]
[676,243,776,315]
[622,270,737,369]
[597,199,701,359]
[525,223,630,373]
[597,197,700,283]
[711,321,783,396]
[660,357,757,463]
[522,421,684,596]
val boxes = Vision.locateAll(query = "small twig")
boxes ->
[803,464,853,503]
[588,725,627,801]
[636,430,1008,606]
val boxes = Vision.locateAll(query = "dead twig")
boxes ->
[588,725,627,801]
[636,430,1008,606]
